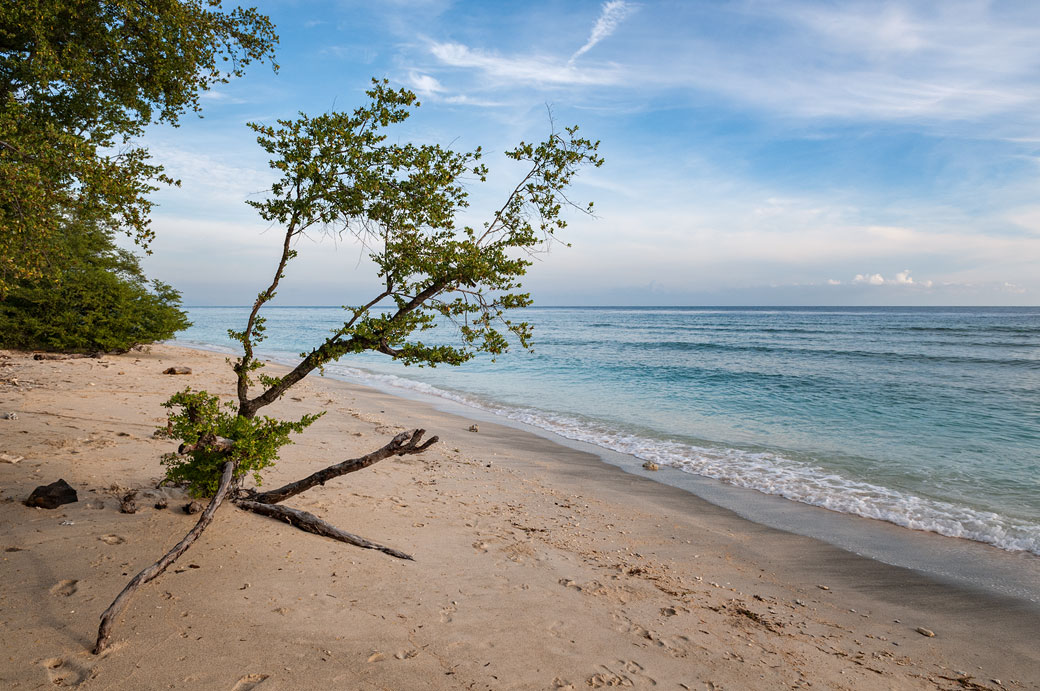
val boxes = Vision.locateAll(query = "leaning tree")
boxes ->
[93,79,602,654]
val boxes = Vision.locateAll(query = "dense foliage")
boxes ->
[164,79,603,497]
[0,218,190,352]
[0,0,278,292]
[159,389,321,496]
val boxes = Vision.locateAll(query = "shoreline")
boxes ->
[180,339,1040,604]
[1,344,1037,689]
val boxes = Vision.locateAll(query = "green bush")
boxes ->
[158,388,322,497]
[0,220,190,353]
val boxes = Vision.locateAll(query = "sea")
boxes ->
[175,306,1040,593]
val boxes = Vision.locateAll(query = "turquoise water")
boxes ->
[176,306,1040,555]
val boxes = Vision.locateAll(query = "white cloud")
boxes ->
[852,270,933,288]
[429,41,625,86]
[854,273,887,286]
[569,1,636,65]
[407,72,444,96]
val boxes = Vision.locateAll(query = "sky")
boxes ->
[136,0,1040,306]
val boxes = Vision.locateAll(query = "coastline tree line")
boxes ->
[0,1,601,654]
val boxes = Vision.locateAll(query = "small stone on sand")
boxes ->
[25,479,78,509]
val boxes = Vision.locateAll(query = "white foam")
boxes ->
[320,361,1040,556]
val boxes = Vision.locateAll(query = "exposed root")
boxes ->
[249,428,437,504]
[236,499,414,560]
[93,461,235,654]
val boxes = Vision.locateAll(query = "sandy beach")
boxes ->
[0,343,1036,690]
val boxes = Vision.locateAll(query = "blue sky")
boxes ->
[138,0,1040,305]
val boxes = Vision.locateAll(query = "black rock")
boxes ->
[25,479,78,509]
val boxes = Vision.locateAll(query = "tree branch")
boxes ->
[93,461,235,654]
[249,429,437,504]
[241,280,448,417]
[236,212,299,412]
[236,500,413,560]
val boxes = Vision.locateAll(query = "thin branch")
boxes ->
[236,217,298,410]
[93,461,235,655]
[249,429,437,504]
[242,279,447,416]
[236,500,413,560]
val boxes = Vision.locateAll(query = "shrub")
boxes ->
[0,219,190,352]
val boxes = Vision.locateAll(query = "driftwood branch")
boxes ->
[236,500,413,560]
[32,352,101,360]
[250,429,438,505]
[93,461,236,655]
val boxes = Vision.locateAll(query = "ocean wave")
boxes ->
[322,362,1040,556]
[618,340,1040,368]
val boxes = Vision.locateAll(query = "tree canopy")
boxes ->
[0,0,278,292]
[0,213,190,353]
[229,80,603,420]
[93,78,603,654]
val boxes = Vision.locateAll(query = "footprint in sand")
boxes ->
[586,660,654,688]
[50,579,78,597]
[99,534,125,545]
[40,657,87,687]
[231,673,270,690]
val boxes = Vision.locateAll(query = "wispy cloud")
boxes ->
[429,41,624,86]
[569,1,635,65]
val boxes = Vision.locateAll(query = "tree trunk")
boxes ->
[93,461,235,655]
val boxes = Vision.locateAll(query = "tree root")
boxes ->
[92,429,436,654]
[250,428,437,505]
[236,500,414,560]
[93,461,235,655]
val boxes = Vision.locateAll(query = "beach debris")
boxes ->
[468,424,479,433]
[119,490,138,514]
[0,453,24,464]
[32,352,97,360]
[183,500,204,514]
[642,461,660,471]
[162,366,192,375]
[0,412,18,420]
[154,497,169,510]
[817,584,830,590]
[915,627,936,637]
[25,479,78,509]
